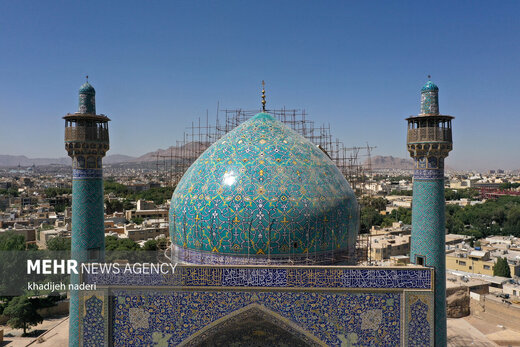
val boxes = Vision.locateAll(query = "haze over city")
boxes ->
[1,1,519,171]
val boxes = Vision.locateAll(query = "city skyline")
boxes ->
[1,1,519,171]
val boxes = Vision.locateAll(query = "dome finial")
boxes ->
[427,74,431,80]
[261,80,266,112]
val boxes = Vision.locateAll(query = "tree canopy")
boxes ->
[493,257,511,278]
[446,196,520,238]
[3,296,43,335]
[46,236,71,251]
[104,180,175,205]
[0,231,26,251]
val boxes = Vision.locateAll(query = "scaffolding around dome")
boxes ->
[155,107,376,197]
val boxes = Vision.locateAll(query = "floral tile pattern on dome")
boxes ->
[170,113,359,263]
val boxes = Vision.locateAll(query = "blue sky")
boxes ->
[0,1,519,170]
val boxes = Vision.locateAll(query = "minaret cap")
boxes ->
[420,76,439,115]
[78,76,96,114]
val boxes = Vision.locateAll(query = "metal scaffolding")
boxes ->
[156,107,375,194]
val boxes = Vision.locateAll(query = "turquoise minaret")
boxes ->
[64,79,110,347]
[407,79,453,346]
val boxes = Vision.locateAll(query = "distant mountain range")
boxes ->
[0,154,136,167]
[131,142,210,162]
[1,150,415,171]
[0,142,211,167]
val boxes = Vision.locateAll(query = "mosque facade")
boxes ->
[68,80,451,346]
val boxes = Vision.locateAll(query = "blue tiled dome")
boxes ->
[421,81,439,92]
[169,112,359,265]
[79,82,95,95]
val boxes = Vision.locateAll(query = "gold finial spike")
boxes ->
[261,80,266,112]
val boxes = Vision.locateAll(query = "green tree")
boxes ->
[3,296,43,336]
[360,207,383,233]
[493,257,511,278]
[499,182,520,190]
[46,236,71,251]
[105,235,140,251]
[0,232,35,296]
[4,187,20,197]
[360,197,388,212]
[105,199,123,214]
[44,188,72,198]
[105,199,134,214]
[445,196,520,238]
[0,231,26,250]
[388,190,413,196]
[131,216,144,225]
[53,203,66,213]
[143,239,158,251]
[132,187,175,205]
[104,180,130,196]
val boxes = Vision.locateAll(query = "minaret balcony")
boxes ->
[407,127,452,144]
[65,126,110,144]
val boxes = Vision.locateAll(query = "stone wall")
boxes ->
[446,286,470,318]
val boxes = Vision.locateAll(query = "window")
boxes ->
[416,256,425,266]
[483,265,490,270]
[459,261,466,266]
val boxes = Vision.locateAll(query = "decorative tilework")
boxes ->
[173,245,350,265]
[405,292,434,347]
[170,112,359,264]
[180,304,323,346]
[111,290,402,346]
[82,295,104,346]
[69,291,80,347]
[80,266,434,346]
[71,178,105,258]
[420,81,439,115]
[421,81,439,92]
[84,266,433,290]
[70,177,106,347]
[78,82,96,114]
[72,168,103,179]
[411,178,446,347]
[413,168,444,180]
